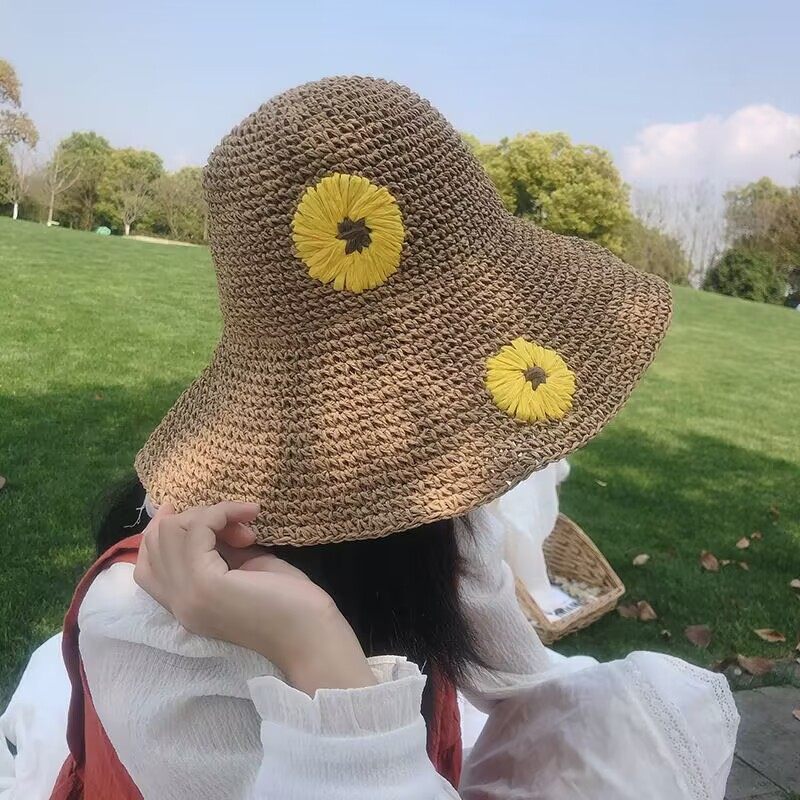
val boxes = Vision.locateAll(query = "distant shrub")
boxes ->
[703,248,785,304]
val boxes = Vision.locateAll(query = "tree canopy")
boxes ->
[153,166,207,242]
[59,132,113,230]
[0,59,38,148]
[464,131,631,254]
[621,218,691,284]
[724,177,800,268]
[96,148,163,235]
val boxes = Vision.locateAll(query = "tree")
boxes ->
[43,144,80,225]
[57,132,112,229]
[631,182,725,286]
[153,166,207,242]
[0,143,12,203]
[703,248,785,304]
[97,148,163,235]
[8,144,36,220]
[724,177,800,267]
[621,218,691,284]
[465,131,631,254]
[0,59,38,148]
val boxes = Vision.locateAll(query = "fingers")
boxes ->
[238,553,309,580]
[217,522,257,549]
[176,502,260,534]
[217,542,268,570]
[139,502,264,593]
[152,501,175,521]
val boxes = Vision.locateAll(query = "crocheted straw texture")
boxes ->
[135,76,672,546]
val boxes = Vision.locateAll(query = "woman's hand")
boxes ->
[134,502,376,696]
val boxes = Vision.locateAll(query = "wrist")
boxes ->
[283,608,377,696]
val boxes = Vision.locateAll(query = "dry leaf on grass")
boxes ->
[737,655,775,676]
[595,480,608,487]
[793,708,800,723]
[685,625,712,648]
[637,601,658,621]
[700,551,720,572]
[632,554,650,566]
[753,628,786,644]
[0,475,6,491]
[790,579,800,591]
[750,531,763,541]
[768,505,780,521]
[617,601,658,622]
[736,537,751,550]
[739,561,750,571]
[660,629,672,641]
[719,559,733,567]
[617,603,640,619]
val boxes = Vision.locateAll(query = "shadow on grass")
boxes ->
[558,424,799,665]
[0,380,189,704]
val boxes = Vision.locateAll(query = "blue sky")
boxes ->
[3,0,799,184]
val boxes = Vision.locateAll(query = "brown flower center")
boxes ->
[524,365,548,389]
[336,217,372,254]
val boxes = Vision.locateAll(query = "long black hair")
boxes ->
[92,475,483,701]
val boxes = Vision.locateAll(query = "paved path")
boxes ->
[726,686,800,800]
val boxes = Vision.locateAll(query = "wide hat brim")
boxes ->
[135,77,671,545]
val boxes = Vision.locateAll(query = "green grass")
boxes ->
[1,217,799,703]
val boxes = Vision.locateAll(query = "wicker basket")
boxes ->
[514,514,624,645]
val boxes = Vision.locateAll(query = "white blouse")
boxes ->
[0,509,739,799]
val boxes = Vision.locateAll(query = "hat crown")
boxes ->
[203,76,505,336]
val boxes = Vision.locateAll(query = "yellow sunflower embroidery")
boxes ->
[291,173,405,293]
[486,337,576,423]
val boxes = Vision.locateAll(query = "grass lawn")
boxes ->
[1,217,799,702]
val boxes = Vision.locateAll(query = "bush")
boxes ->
[703,248,785,304]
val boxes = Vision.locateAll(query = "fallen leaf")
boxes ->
[768,505,780,521]
[700,551,720,572]
[750,531,763,541]
[94,393,104,401]
[632,554,650,566]
[0,475,5,491]
[660,629,672,641]
[790,579,800,591]
[685,624,712,648]
[753,628,786,644]
[719,559,733,567]
[617,603,640,619]
[737,655,775,676]
[637,601,658,622]
[595,480,608,487]
[739,561,749,571]
[793,708,800,722]
[736,537,750,550]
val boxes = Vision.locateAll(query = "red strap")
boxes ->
[51,534,144,799]
[428,670,463,788]
[61,534,142,764]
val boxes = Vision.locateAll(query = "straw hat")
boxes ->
[135,76,671,545]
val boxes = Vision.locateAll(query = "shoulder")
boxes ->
[78,561,276,674]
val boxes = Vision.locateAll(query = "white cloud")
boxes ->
[622,104,800,187]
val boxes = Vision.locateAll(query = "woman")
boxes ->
[43,76,735,799]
